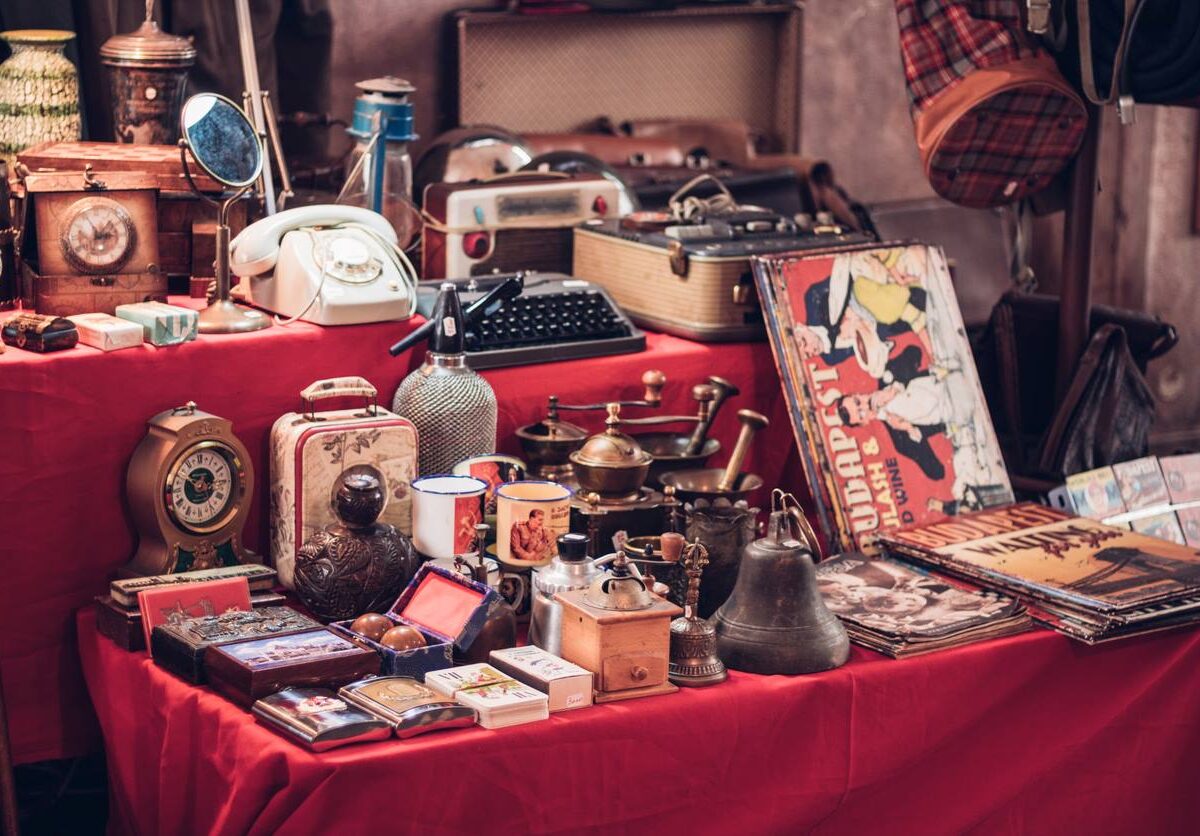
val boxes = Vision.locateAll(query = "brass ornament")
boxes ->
[668,540,727,687]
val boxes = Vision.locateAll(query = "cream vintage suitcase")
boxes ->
[269,377,418,589]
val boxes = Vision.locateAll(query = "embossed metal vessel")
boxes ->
[294,472,417,622]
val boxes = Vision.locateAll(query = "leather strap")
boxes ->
[1076,0,1142,112]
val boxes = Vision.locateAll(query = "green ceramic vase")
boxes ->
[0,30,82,170]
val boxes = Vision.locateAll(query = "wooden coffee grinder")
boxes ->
[556,549,682,703]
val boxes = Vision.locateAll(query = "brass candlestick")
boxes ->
[668,540,727,687]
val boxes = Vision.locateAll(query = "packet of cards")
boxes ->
[424,662,548,730]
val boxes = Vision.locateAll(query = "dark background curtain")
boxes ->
[0,0,331,149]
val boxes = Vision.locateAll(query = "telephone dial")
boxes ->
[230,205,418,326]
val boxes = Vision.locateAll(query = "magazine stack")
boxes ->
[816,554,1030,657]
[880,504,1200,643]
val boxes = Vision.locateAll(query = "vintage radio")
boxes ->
[204,627,380,708]
[421,173,619,279]
[572,183,872,341]
[150,606,321,683]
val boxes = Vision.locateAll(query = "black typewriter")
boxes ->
[415,272,645,369]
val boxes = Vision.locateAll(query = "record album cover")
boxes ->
[1131,512,1186,545]
[883,503,1200,612]
[755,243,1012,550]
[1112,457,1170,511]
[1161,454,1200,504]
[1064,467,1126,520]
[816,554,1024,639]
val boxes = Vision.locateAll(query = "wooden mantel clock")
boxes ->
[125,402,255,577]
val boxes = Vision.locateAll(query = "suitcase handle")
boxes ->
[300,377,378,420]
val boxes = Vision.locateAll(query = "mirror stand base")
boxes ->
[197,299,273,334]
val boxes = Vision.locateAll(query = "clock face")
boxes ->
[164,443,241,534]
[59,196,137,274]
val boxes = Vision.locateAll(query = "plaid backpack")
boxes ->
[895,0,1089,208]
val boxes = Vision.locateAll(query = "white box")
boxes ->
[67,313,144,352]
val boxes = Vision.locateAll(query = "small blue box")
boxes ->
[331,563,499,680]
[115,301,198,346]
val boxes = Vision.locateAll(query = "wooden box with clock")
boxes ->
[19,169,166,316]
[124,401,257,578]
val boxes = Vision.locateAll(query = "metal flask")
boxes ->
[529,532,601,655]
[392,283,497,475]
[713,492,849,675]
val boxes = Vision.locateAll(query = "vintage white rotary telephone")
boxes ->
[229,204,418,326]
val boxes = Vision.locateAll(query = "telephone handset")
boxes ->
[231,204,418,326]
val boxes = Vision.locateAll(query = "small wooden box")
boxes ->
[204,628,380,708]
[555,589,681,703]
[151,606,321,684]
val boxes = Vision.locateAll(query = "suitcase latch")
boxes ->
[667,240,689,277]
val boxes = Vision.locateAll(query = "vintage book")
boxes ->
[815,553,1030,657]
[111,563,276,608]
[67,313,144,351]
[1064,467,1126,520]
[881,503,1200,616]
[452,680,549,730]
[424,663,514,699]
[753,243,1013,551]
[115,300,198,346]
[136,577,252,650]
[252,687,391,751]
[1130,512,1186,545]
[338,676,477,738]
[150,606,321,683]
[1112,457,1171,512]
[95,590,285,652]
[205,628,380,708]
[1161,454,1200,504]
[488,646,593,711]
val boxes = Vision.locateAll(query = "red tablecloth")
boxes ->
[0,319,788,763]
[76,606,1200,835]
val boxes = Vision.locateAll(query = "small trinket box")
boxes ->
[115,300,198,346]
[205,628,380,707]
[67,312,144,351]
[110,564,277,609]
[252,687,392,751]
[489,646,593,712]
[339,676,477,738]
[1,312,78,352]
[330,563,499,680]
[150,606,321,683]
[95,590,285,652]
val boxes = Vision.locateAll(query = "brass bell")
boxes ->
[713,490,849,675]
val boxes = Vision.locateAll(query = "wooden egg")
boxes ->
[380,625,427,652]
[351,613,393,643]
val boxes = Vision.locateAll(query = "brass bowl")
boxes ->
[658,468,763,505]
[634,433,721,488]
[570,455,651,501]
[516,419,587,471]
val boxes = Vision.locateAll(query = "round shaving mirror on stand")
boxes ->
[179,93,271,333]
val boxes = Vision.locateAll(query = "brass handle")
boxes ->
[718,409,769,492]
[685,377,739,456]
[630,665,648,682]
[90,276,115,287]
